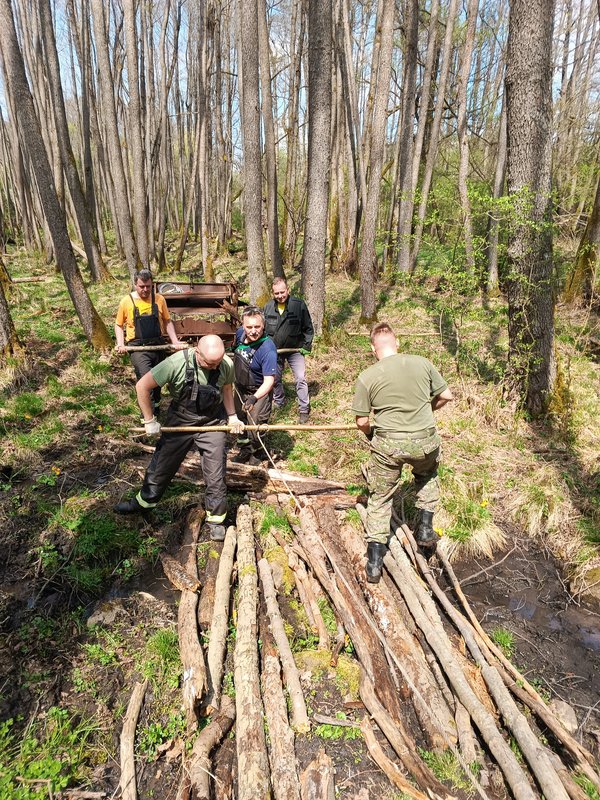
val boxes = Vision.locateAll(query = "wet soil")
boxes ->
[450,535,600,742]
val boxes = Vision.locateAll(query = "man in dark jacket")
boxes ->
[263,278,314,423]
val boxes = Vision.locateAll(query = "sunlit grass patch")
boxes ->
[505,465,571,540]
[139,628,181,690]
[441,470,505,559]
[0,707,99,798]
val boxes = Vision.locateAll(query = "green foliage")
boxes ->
[418,748,473,791]
[258,504,292,537]
[140,629,181,690]
[0,708,97,798]
[137,713,186,760]
[314,713,361,742]
[573,772,600,800]
[490,627,515,660]
[12,392,45,419]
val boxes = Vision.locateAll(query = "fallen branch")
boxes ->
[360,716,431,800]
[119,679,148,800]
[258,557,310,733]
[188,695,236,799]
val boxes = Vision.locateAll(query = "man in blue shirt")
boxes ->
[233,307,278,466]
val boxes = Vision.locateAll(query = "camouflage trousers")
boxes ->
[365,430,441,544]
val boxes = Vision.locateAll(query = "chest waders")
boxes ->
[128,289,167,408]
[135,349,228,524]
[233,338,273,462]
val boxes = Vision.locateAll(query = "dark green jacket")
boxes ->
[263,296,314,350]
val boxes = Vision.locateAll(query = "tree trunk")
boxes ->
[456,0,479,273]
[258,0,283,278]
[486,93,507,294]
[239,0,268,303]
[505,0,556,415]
[123,0,149,268]
[396,0,420,273]
[357,0,395,322]
[0,0,111,350]
[564,171,600,303]
[302,0,332,334]
[90,0,140,280]
[0,263,22,360]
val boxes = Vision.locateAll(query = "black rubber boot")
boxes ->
[415,510,437,547]
[113,496,146,515]
[205,523,226,542]
[365,541,387,584]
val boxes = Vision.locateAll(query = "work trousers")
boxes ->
[129,349,165,406]
[139,409,227,523]
[273,352,309,413]
[234,387,272,459]
[366,430,441,545]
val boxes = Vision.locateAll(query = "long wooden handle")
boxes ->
[130,424,357,433]
[120,344,181,351]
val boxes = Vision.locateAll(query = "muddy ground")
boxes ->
[1,442,600,798]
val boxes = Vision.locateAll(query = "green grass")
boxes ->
[140,629,182,690]
[418,748,474,792]
[0,707,98,798]
[490,627,515,660]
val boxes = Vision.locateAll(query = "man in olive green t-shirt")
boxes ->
[352,323,453,582]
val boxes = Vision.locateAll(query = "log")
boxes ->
[160,553,201,592]
[179,509,208,728]
[340,520,456,749]
[258,558,310,733]
[234,505,271,800]
[288,549,330,649]
[385,538,538,800]
[299,749,335,800]
[261,633,302,800]
[360,716,431,800]
[188,695,236,799]
[119,679,148,800]
[12,276,48,283]
[296,504,404,725]
[213,739,236,800]
[359,668,453,797]
[397,526,571,800]
[198,544,221,628]
[205,527,237,713]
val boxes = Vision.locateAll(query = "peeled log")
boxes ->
[234,505,271,800]
[258,557,310,733]
[300,749,335,800]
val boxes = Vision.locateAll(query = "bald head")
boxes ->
[370,323,398,360]
[195,335,225,369]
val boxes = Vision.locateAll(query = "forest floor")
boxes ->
[0,246,599,798]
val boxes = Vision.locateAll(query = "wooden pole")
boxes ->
[121,343,182,351]
[131,424,357,433]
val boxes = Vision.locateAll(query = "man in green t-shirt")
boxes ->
[113,335,244,541]
[352,323,453,582]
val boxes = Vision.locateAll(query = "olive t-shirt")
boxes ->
[151,349,235,403]
[352,353,447,434]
